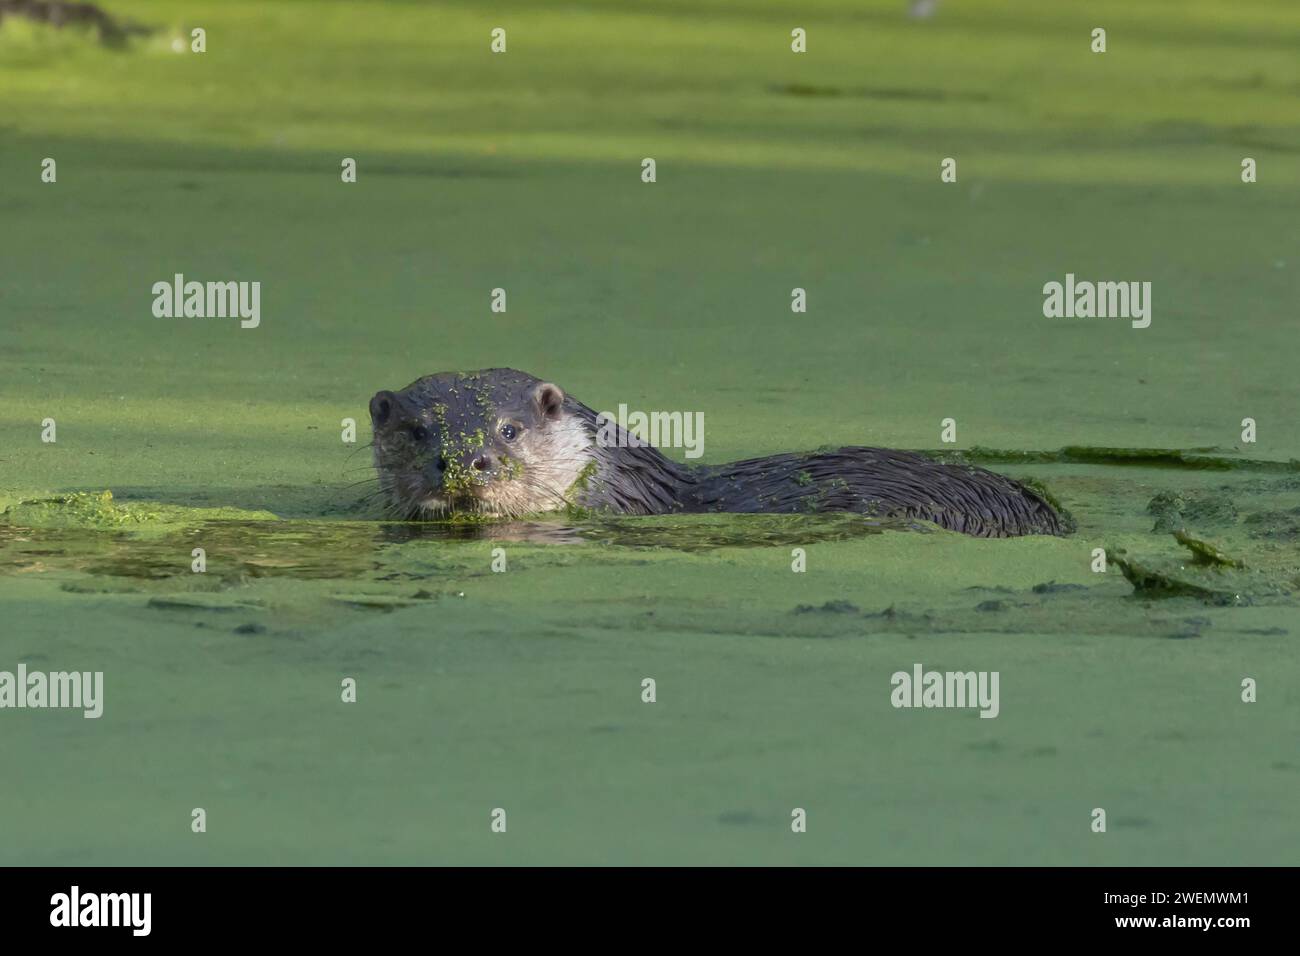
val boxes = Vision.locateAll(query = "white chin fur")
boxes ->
[416,495,449,514]
[415,493,500,516]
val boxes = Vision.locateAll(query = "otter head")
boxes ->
[369,368,594,518]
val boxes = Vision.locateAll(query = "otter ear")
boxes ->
[531,382,565,421]
[370,390,400,427]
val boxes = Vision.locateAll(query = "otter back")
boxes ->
[683,447,1070,538]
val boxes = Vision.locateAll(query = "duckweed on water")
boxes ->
[1106,549,1250,605]
[1,491,278,530]
[1148,490,1240,532]
[5,0,1300,866]
[573,511,928,551]
[1173,530,1246,569]
[936,446,1300,472]
[0,519,376,582]
[5,456,1300,603]
[2,491,155,528]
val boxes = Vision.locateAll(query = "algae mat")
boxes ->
[1,1,1298,865]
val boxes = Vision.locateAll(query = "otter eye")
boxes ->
[408,424,429,442]
[500,423,518,442]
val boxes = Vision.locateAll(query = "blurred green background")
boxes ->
[1,0,1297,865]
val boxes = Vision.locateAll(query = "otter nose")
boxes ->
[445,449,494,481]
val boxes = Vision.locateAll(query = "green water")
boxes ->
[1,0,1298,865]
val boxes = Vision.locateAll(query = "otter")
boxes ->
[368,368,1071,538]
[0,1,141,44]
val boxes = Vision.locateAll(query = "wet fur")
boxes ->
[371,368,1071,538]
[0,0,142,43]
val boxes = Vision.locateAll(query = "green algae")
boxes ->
[3,459,1299,867]
[573,511,926,551]
[1102,541,1288,607]
[1148,490,1240,532]
[7,457,1299,593]
[563,459,600,509]
[935,446,1300,473]
[439,510,501,526]
[3,491,157,528]
[1173,530,1246,569]
[3,0,1300,868]
[1243,507,1300,541]
[0,518,375,583]
[1,491,279,531]
[1106,549,1245,604]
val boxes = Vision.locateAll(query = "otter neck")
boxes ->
[566,402,696,515]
